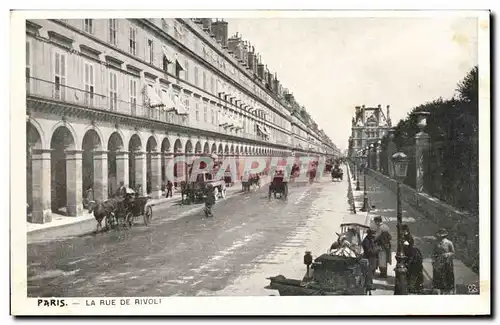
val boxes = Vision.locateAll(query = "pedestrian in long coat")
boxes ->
[404,242,424,293]
[372,216,392,278]
[362,229,378,292]
[166,180,173,198]
[432,228,456,294]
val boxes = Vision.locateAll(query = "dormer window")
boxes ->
[84,19,93,34]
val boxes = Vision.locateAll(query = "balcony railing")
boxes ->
[26,77,282,144]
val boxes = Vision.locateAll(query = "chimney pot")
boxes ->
[362,105,365,108]
[378,104,381,108]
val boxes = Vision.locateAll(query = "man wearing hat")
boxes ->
[432,228,456,294]
[362,228,378,293]
[371,216,392,278]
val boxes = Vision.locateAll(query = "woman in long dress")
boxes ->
[432,228,456,294]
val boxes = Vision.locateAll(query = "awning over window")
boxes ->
[262,125,270,135]
[172,94,189,116]
[162,45,174,63]
[146,85,164,108]
[176,54,185,71]
[177,99,189,116]
[256,124,265,135]
[160,89,175,111]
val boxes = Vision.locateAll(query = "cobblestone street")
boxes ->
[28,174,357,297]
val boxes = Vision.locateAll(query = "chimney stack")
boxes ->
[227,34,243,61]
[257,61,265,80]
[201,18,212,33]
[210,19,228,48]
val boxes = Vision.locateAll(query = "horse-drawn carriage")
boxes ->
[242,174,261,193]
[180,171,227,205]
[266,217,372,295]
[269,171,288,200]
[89,187,153,232]
[331,166,343,182]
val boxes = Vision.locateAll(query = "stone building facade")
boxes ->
[26,18,337,224]
[348,104,392,157]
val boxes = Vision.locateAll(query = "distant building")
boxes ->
[348,105,392,157]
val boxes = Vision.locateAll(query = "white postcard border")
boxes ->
[10,9,491,316]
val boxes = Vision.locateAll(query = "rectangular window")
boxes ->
[211,107,215,125]
[84,62,95,106]
[26,41,31,92]
[109,71,118,110]
[54,52,66,100]
[130,78,137,115]
[109,19,117,45]
[210,76,215,94]
[194,66,199,87]
[84,19,93,34]
[195,102,200,121]
[129,27,137,55]
[147,38,154,64]
[202,71,206,90]
[204,105,208,122]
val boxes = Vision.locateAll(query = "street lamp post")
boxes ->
[360,146,370,212]
[352,157,356,181]
[392,152,409,295]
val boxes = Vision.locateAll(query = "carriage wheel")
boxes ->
[213,187,220,201]
[126,212,134,228]
[144,206,153,226]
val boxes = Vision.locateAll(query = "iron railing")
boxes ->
[27,77,289,145]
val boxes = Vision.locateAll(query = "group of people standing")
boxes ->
[361,216,456,295]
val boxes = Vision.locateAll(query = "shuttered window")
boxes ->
[84,19,93,34]
[130,78,137,115]
[109,71,118,110]
[84,62,95,106]
[109,19,117,45]
[147,38,154,64]
[54,52,66,100]
[129,27,137,55]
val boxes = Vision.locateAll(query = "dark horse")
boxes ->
[242,174,261,193]
[88,197,128,232]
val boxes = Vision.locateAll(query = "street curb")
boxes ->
[345,164,357,214]
[27,215,95,235]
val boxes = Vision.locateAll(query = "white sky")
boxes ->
[226,17,478,151]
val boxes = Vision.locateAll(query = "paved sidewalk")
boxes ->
[27,177,270,235]
[350,172,479,295]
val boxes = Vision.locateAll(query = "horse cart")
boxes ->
[180,155,228,205]
[331,167,344,182]
[124,192,153,227]
[181,171,227,205]
[266,218,371,296]
[242,174,261,193]
[268,172,288,200]
[89,187,153,231]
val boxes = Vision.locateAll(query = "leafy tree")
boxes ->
[456,65,478,104]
